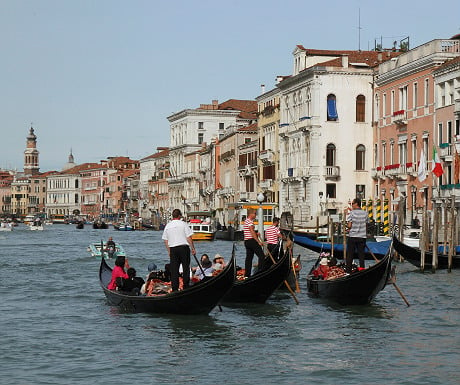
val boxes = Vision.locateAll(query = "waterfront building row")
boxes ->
[1,35,459,229]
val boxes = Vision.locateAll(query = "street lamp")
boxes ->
[257,192,265,241]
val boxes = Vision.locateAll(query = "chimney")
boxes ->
[261,84,265,93]
[276,76,284,84]
[378,53,382,62]
[341,55,348,68]
[212,100,218,109]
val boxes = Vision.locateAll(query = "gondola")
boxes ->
[99,253,236,315]
[294,232,391,260]
[306,240,393,305]
[392,236,460,269]
[222,247,291,304]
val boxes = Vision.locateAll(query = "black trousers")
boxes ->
[346,237,366,272]
[169,245,191,291]
[244,239,266,277]
[267,242,282,261]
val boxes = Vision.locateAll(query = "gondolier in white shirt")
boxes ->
[346,198,368,273]
[162,209,196,291]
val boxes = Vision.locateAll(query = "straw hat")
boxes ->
[319,257,329,266]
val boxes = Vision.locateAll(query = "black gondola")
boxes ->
[294,231,391,260]
[392,236,460,269]
[99,254,236,315]
[222,247,291,304]
[76,221,84,229]
[306,241,393,305]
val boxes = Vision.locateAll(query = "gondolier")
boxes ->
[265,217,282,261]
[346,198,368,273]
[162,209,196,291]
[243,208,266,277]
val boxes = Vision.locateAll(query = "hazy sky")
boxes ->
[1,0,459,171]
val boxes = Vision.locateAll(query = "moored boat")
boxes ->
[0,222,13,231]
[187,211,216,241]
[222,246,291,304]
[99,253,236,314]
[306,241,393,305]
[392,235,460,269]
[294,232,391,260]
[113,222,134,231]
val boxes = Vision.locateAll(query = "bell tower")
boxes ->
[24,126,40,176]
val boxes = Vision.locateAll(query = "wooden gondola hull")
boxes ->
[294,232,391,260]
[392,236,460,269]
[222,250,291,304]
[100,255,236,315]
[306,246,392,305]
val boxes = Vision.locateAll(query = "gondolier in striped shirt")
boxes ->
[243,208,266,278]
[265,217,282,261]
[346,198,368,273]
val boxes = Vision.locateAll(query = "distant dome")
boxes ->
[451,33,460,40]
[62,150,76,171]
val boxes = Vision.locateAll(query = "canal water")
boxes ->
[0,224,459,385]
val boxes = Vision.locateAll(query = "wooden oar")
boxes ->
[365,244,410,307]
[264,244,299,305]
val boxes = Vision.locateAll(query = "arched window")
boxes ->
[356,95,366,122]
[356,144,366,170]
[327,94,338,121]
[326,143,336,166]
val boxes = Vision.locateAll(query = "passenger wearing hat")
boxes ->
[312,256,331,279]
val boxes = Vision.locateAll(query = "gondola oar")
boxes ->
[100,240,104,259]
[365,244,410,307]
[264,244,299,305]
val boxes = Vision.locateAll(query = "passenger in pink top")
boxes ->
[108,255,130,290]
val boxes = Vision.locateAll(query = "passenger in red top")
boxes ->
[107,255,130,290]
[243,208,266,278]
[265,217,282,261]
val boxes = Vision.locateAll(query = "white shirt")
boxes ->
[162,219,193,247]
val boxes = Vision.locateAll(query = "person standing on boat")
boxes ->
[265,217,282,261]
[162,209,196,291]
[346,198,368,273]
[243,208,266,278]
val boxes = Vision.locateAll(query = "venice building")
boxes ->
[274,46,401,227]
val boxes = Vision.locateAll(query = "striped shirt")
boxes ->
[348,208,368,238]
[243,218,255,240]
[265,225,280,244]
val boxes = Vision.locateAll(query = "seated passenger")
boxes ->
[313,257,330,279]
[121,267,145,294]
[213,254,226,270]
[194,256,215,281]
[107,255,130,290]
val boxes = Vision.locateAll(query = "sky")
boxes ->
[1,0,459,172]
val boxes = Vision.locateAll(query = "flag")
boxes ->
[431,146,444,177]
[417,149,426,182]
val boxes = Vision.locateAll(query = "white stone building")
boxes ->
[277,46,399,227]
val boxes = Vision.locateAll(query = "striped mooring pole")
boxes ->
[376,198,382,231]
[367,199,373,222]
[383,198,389,235]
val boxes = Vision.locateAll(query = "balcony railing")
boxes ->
[325,166,340,179]
[259,179,273,189]
[392,110,407,125]
[259,150,274,163]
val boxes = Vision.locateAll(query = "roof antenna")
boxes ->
[358,8,362,51]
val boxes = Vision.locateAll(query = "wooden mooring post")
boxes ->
[420,207,427,271]
[432,202,439,272]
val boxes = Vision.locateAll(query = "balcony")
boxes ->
[218,149,235,162]
[325,166,340,179]
[259,149,274,163]
[259,179,273,190]
[239,192,249,201]
[217,186,235,197]
[439,142,453,161]
[166,176,184,184]
[392,110,407,125]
